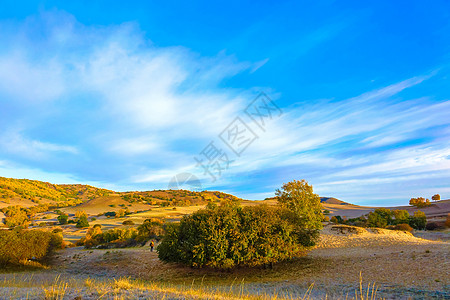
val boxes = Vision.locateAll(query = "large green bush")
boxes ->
[409,210,427,230]
[158,203,319,269]
[0,229,63,266]
[158,180,323,269]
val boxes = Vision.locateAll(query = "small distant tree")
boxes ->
[393,209,410,225]
[409,210,426,230]
[367,208,393,228]
[116,209,125,218]
[137,218,165,242]
[431,194,441,201]
[367,211,388,228]
[75,211,87,219]
[105,211,116,218]
[57,214,68,225]
[409,197,431,208]
[330,215,343,224]
[76,215,89,228]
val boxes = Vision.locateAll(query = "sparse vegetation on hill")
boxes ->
[0,176,112,207]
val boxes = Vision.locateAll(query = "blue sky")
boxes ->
[0,1,449,205]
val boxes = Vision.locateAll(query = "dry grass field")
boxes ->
[1,177,449,299]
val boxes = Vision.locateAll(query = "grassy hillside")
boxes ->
[0,176,113,208]
[0,176,243,212]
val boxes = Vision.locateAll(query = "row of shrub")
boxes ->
[330,208,427,230]
[0,229,64,266]
[78,218,165,248]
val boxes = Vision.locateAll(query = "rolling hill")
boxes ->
[1,176,448,222]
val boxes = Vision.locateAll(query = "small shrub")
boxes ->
[425,222,441,231]
[105,211,116,218]
[387,223,413,232]
[76,216,89,228]
[52,228,63,233]
[57,214,68,225]
[409,210,427,230]
[122,220,134,225]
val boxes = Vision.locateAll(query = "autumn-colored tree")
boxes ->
[75,210,87,219]
[0,229,63,266]
[409,197,431,208]
[1,206,30,228]
[431,194,441,201]
[116,209,125,218]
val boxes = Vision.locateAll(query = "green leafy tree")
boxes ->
[373,208,393,225]
[136,218,165,242]
[367,211,388,228]
[393,210,409,225]
[57,214,68,225]
[76,215,89,228]
[330,215,343,224]
[275,179,323,230]
[409,210,427,230]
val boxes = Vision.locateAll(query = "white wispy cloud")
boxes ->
[0,11,449,205]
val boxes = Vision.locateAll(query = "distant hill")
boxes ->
[0,176,113,209]
[1,176,448,221]
[0,176,243,214]
[320,197,351,205]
